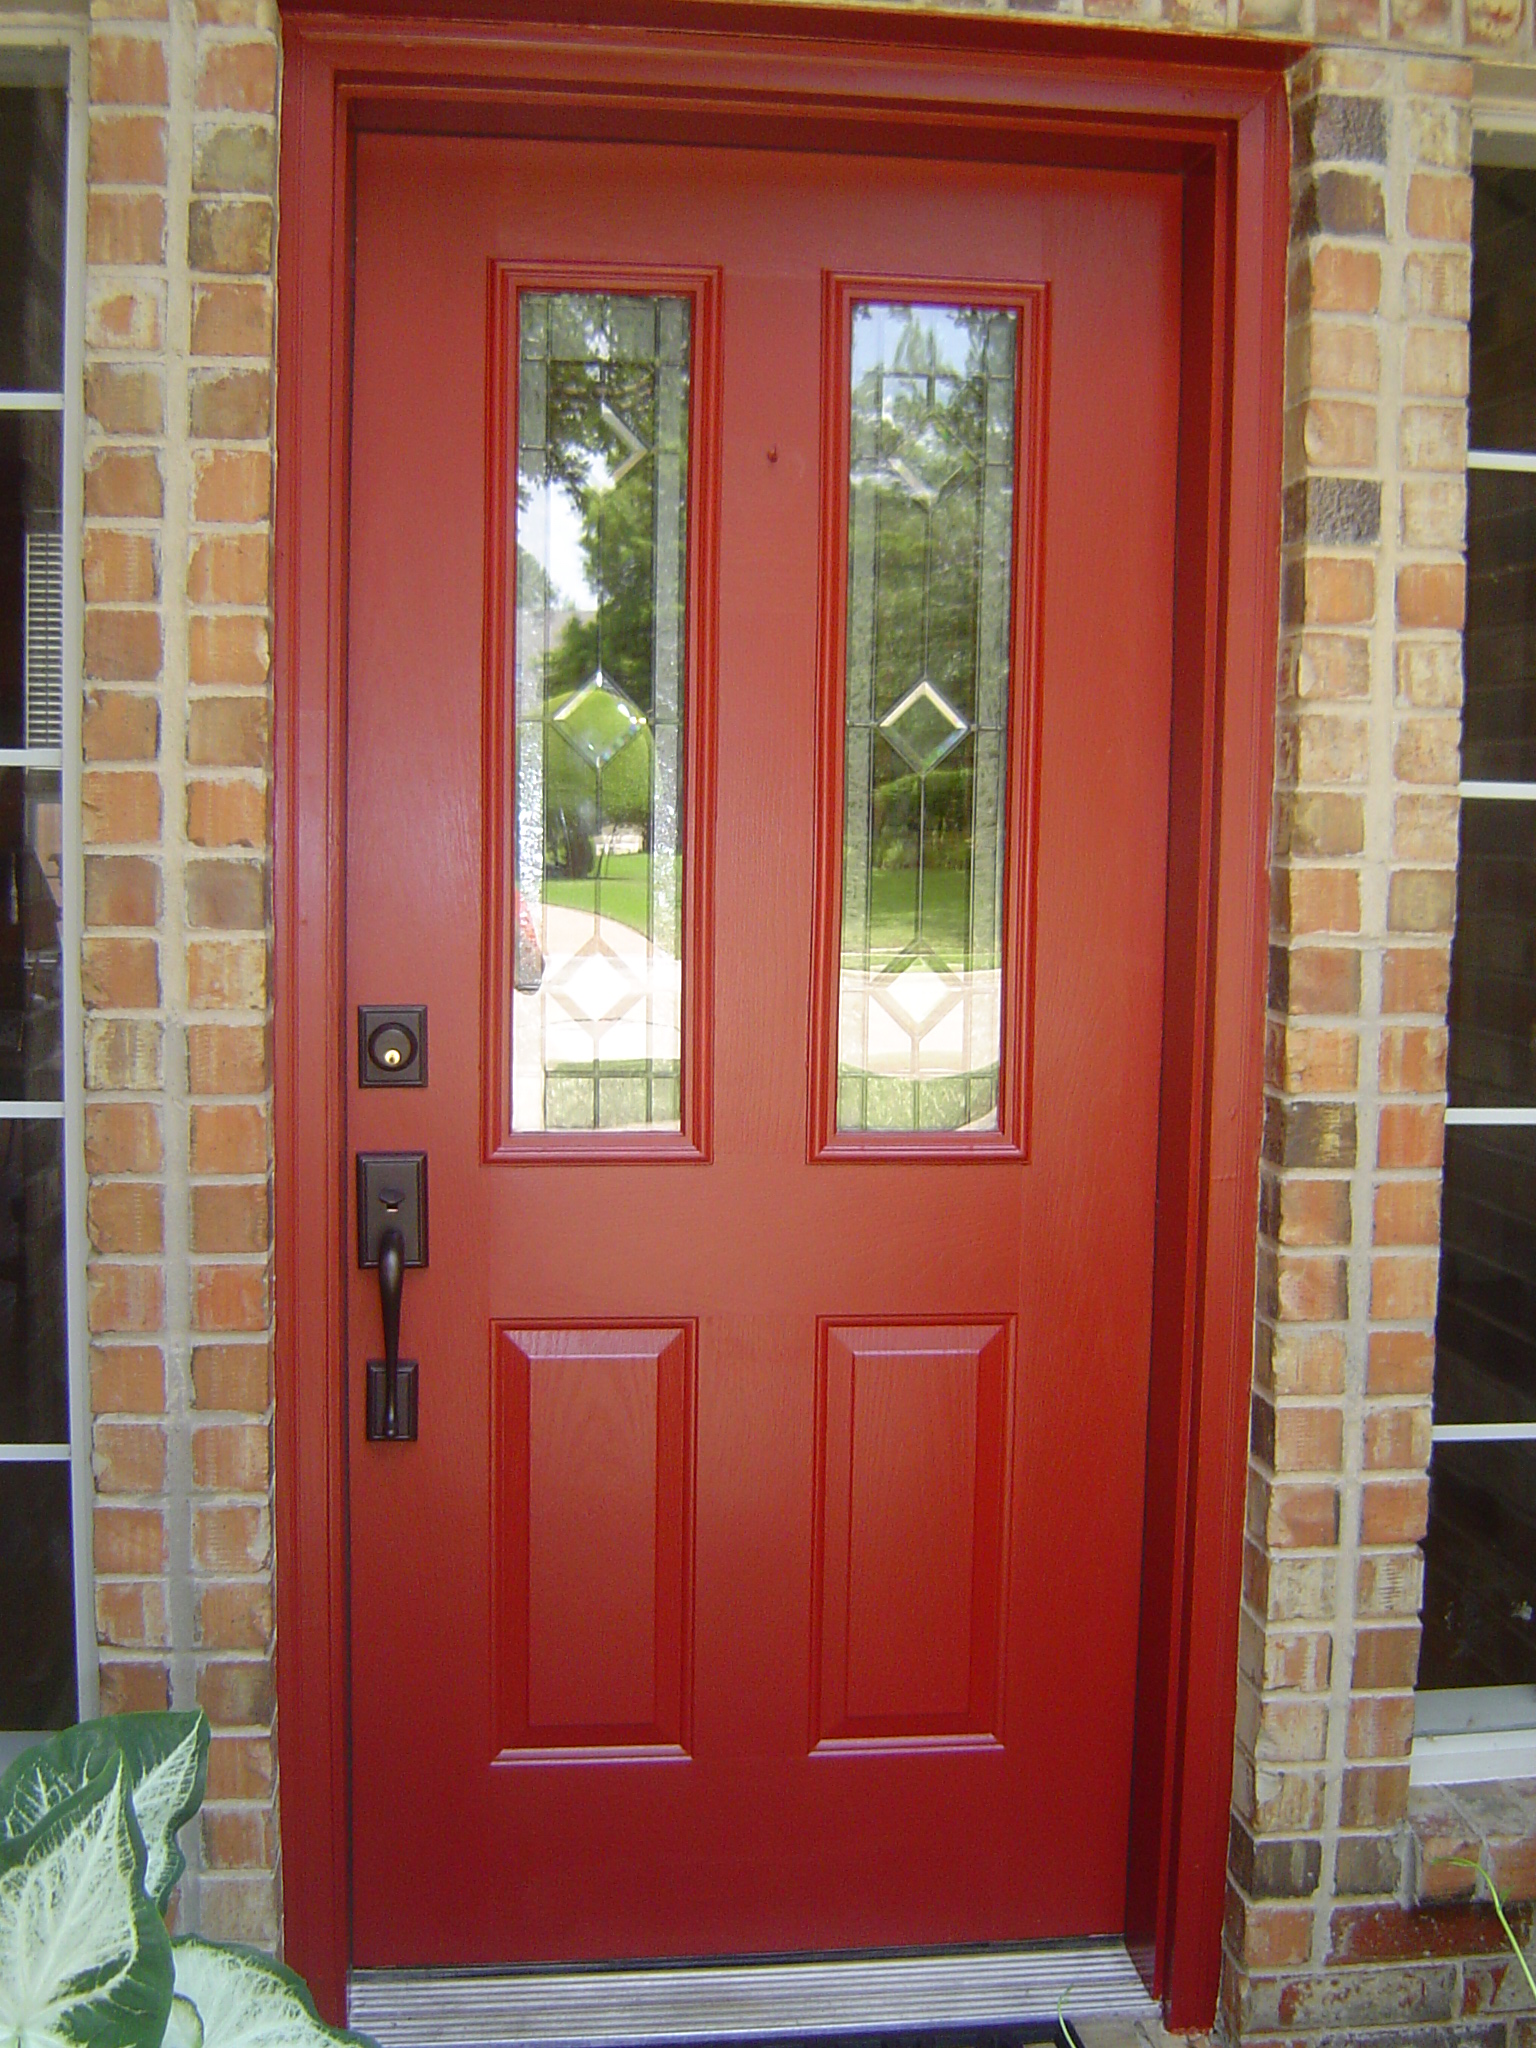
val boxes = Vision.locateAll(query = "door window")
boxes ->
[511,290,692,1135]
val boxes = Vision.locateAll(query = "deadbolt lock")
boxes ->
[358,1005,427,1087]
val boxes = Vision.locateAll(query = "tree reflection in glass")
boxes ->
[837,303,1019,1133]
[512,292,690,1133]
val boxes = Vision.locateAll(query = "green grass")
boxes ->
[545,852,673,940]
[543,855,990,967]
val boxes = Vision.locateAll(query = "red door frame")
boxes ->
[272,4,1294,2027]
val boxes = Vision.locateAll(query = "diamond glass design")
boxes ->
[553,673,646,770]
[879,679,971,777]
[836,301,1021,1135]
[512,291,692,1134]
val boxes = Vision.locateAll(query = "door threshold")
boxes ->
[347,1941,1159,2046]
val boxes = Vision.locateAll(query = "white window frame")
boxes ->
[1412,96,1536,1791]
[0,15,94,1769]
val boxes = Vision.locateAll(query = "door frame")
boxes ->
[271,4,1294,2026]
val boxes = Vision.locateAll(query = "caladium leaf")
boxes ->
[170,1942,375,2048]
[0,1713,209,1913]
[163,1995,205,2048]
[0,1751,173,2048]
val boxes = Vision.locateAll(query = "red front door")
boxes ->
[345,130,1181,1967]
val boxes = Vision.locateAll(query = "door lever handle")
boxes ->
[367,1225,418,1442]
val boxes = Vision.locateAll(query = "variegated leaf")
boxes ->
[0,1753,172,2048]
[0,1713,208,1914]
[171,1943,375,2048]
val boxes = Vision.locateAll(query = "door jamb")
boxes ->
[272,7,1292,2026]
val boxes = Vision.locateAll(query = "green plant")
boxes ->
[1444,1854,1536,2002]
[0,1711,372,2048]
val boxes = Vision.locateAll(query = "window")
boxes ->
[1414,130,1536,1786]
[0,30,91,1769]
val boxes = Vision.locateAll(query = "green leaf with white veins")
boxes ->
[0,1713,209,1914]
[0,1753,172,2048]
[170,1943,376,2048]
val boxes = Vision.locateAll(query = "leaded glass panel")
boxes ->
[512,292,690,1133]
[836,302,1019,1134]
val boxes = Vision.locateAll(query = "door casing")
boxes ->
[271,3,1294,2027]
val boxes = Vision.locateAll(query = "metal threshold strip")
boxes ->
[349,1941,1158,2046]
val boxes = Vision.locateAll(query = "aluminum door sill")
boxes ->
[348,1941,1158,2045]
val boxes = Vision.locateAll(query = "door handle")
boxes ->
[367,1227,418,1443]
[373,1229,412,1442]
[358,1149,425,1444]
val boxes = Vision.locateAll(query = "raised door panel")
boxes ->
[493,1324,693,1752]
[814,1320,1011,1744]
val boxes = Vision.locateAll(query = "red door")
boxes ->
[345,132,1181,1966]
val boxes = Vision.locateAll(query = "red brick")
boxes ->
[94,1503,167,1573]
[1378,1102,1444,1169]
[86,190,165,265]
[86,450,164,521]
[90,33,169,106]
[1361,1477,1430,1544]
[85,1103,163,1175]
[92,1415,168,1493]
[83,770,163,845]
[193,1263,269,1333]
[84,532,159,607]
[191,1341,271,1412]
[84,689,159,763]
[195,41,278,112]
[192,1500,271,1573]
[1397,562,1466,628]
[88,1262,165,1335]
[1353,1625,1422,1691]
[98,1661,171,1713]
[189,533,270,607]
[81,935,160,1009]
[187,1022,269,1093]
[205,1733,275,1800]
[189,617,271,689]
[85,610,163,684]
[90,1344,166,1414]
[1367,1329,1436,1395]
[1370,1254,1440,1321]
[88,111,167,184]
[88,1181,165,1257]
[1329,1901,1514,1963]
[197,1581,273,1650]
[85,854,161,928]
[193,451,271,523]
[196,1658,275,1727]
[1373,1180,1441,1244]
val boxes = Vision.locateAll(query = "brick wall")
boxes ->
[80,0,278,1942]
[57,0,1534,2023]
[1221,44,1496,2045]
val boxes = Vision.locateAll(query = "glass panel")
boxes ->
[836,303,1018,1134]
[1446,795,1536,1110]
[0,1117,67,1443]
[1471,166,1536,456]
[511,292,690,1134]
[0,86,66,394]
[1434,1127,1536,1427]
[0,1459,75,1727]
[0,767,64,1104]
[1420,1440,1536,1693]
[0,408,63,751]
[1463,469,1536,783]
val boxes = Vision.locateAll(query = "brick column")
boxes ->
[1223,47,1474,2042]
[82,0,280,1945]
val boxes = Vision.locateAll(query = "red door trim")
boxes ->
[273,8,1292,2026]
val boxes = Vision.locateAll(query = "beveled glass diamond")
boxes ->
[553,672,646,769]
[879,678,970,776]
[879,962,953,1032]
